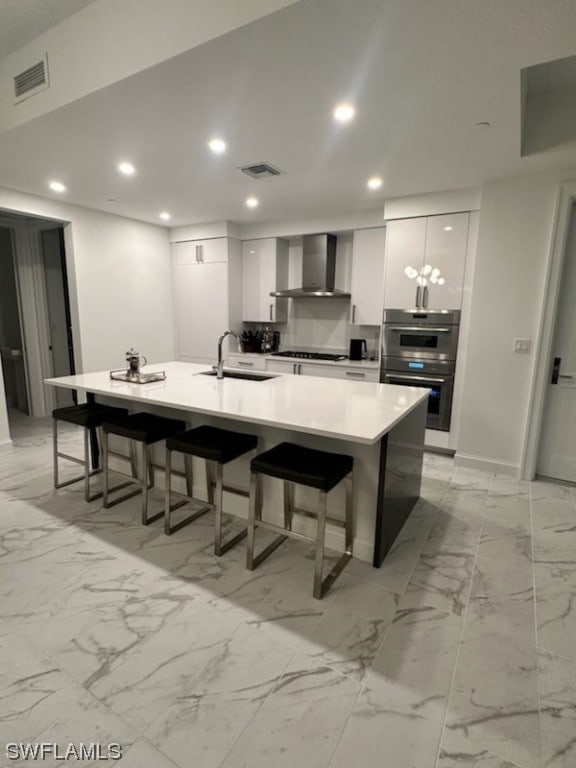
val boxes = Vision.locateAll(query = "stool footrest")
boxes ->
[253,518,312,544]
[55,467,101,489]
[316,551,353,600]
[56,451,92,468]
[248,532,289,570]
[215,528,248,557]
[103,482,151,509]
[165,499,212,535]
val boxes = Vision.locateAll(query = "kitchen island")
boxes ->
[45,361,428,566]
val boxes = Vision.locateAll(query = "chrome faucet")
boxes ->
[215,330,241,379]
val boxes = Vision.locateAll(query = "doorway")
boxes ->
[0,227,29,416]
[0,214,75,437]
[537,201,576,481]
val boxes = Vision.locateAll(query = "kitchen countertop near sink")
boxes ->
[45,361,425,445]
[233,352,380,369]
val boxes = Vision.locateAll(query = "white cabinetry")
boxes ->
[172,238,241,364]
[384,213,469,309]
[264,358,378,382]
[242,238,289,323]
[350,227,386,325]
[226,353,266,371]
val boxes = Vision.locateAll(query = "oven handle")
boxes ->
[385,373,446,384]
[388,326,451,333]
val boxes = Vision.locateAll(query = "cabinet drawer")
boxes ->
[227,354,267,371]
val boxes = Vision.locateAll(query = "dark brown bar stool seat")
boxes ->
[102,412,186,524]
[52,402,129,502]
[165,425,257,555]
[247,442,354,599]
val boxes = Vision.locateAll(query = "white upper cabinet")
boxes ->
[242,238,289,323]
[172,238,241,363]
[423,213,469,309]
[383,213,469,310]
[173,237,228,265]
[350,227,387,326]
[383,218,427,309]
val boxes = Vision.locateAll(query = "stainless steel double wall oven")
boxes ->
[380,309,460,431]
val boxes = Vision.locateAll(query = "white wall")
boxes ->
[456,170,566,475]
[0,188,174,378]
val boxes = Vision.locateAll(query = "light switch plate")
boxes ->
[513,338,531,353]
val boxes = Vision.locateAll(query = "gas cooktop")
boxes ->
[270,351,347,361]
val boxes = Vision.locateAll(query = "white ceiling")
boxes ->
[0,0,97,57]
[1,0,576,227]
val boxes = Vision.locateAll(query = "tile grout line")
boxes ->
[431,470,492,768]
[529,477,545,768]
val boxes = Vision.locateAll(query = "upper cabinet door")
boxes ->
[383,218,427,309]
[173,238,228,265]
[423,213,469,309]
[242,238,288,323]
[350,227,387,325]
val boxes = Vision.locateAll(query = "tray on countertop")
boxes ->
[109,370,166,384]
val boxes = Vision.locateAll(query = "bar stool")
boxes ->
[102,412,186,524]
[246,442,354,599]
[52,402,130,502]
[164,425,257,555]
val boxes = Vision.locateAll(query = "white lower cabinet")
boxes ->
[226,353,267,371]
[262,358,378,381]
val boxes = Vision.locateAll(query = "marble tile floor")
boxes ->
[0,420,575,768]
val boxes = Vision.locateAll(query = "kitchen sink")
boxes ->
[199,369,277,382]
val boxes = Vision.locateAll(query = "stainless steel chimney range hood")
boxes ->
[270,233,351,298]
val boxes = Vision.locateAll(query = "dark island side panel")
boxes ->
[373,400,427,567]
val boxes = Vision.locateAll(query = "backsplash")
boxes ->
[244,299,380,358]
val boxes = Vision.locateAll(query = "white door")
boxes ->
[538,203,576,481]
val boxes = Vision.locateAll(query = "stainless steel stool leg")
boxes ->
[53,419,59,489]
[83,427,91,502]
[214,461,247,556]
[345,470,354,555]
[164,448,173,533]
[246,471,257,569]
[206,460,215,505]
[164,450,211,536]
[246,471,288,569]
[184,455,193,497]
[313,491,328,599]
[283,480,294,530]
[141,443,163,525]
[102,430,110,506]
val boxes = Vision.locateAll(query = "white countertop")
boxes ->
[45,361,428,445]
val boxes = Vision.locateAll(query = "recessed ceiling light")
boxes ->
[49,180,66,193]
[367,176,383,190]
[333,102,355,123]
[118,162,136,176]
[444,225,453,231]
[474,121,491,128]
[245,196,259,209]
[159,211,171,221]
[208,137,227,154]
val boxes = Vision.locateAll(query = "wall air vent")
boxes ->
[239,162,283,179]
[13,56,49,103]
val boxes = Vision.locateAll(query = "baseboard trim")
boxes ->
[454,452,520,477]
[0,438,13,454]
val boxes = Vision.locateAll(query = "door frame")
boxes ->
[522,181,576,479]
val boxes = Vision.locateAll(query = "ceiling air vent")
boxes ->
[13,56,49,103]
[240,162,283,179]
